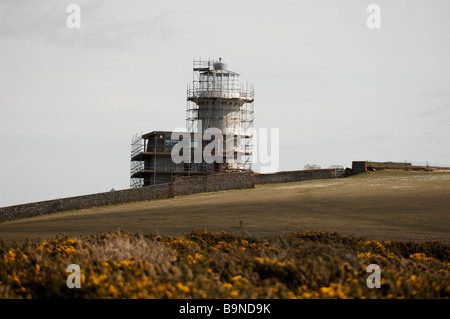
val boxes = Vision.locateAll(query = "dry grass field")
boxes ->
[1,170,449,299]
[0,170,449,243]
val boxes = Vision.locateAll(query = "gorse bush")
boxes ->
[0,230,449,299]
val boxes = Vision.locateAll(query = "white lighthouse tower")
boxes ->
[186,58,254,171]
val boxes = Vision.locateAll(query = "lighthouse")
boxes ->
[130,58,254,188]
[186,58,254,170]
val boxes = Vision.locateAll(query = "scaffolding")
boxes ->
[186,58,254,170]
[130,132,144,188]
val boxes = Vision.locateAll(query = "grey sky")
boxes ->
[1,0,449,207]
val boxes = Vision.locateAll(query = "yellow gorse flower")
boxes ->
[0,230,448,299]
[409,253,432,262]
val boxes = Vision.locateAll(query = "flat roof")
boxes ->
[141,131,189,139]
[141,131,252,139]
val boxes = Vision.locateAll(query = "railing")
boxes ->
[188,88,254,101]
[146,145,172,153]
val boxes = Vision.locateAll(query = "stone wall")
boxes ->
[172,172,254,196]
[206,172,254,192]
[0,172,254,222]
[253,169,336,184]
[366,161,450,172]
[172,176,207,196]
[0,170,336,223]
[0,183,172,223]
[351,161,368,175]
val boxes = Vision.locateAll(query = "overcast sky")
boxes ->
[1,0,449,207]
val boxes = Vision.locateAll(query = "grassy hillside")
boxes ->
[0,170,449,243]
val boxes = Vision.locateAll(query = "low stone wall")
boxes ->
[0,172,255,223]
[173,176,207,196]
[172,172,254,196]
[367,162,450,172]
[253,169,336,184]
[368,162,412,170]
[0,170,335,223]
[206,172,254,192]
[351,161,450,174]
[0,184,172,223]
